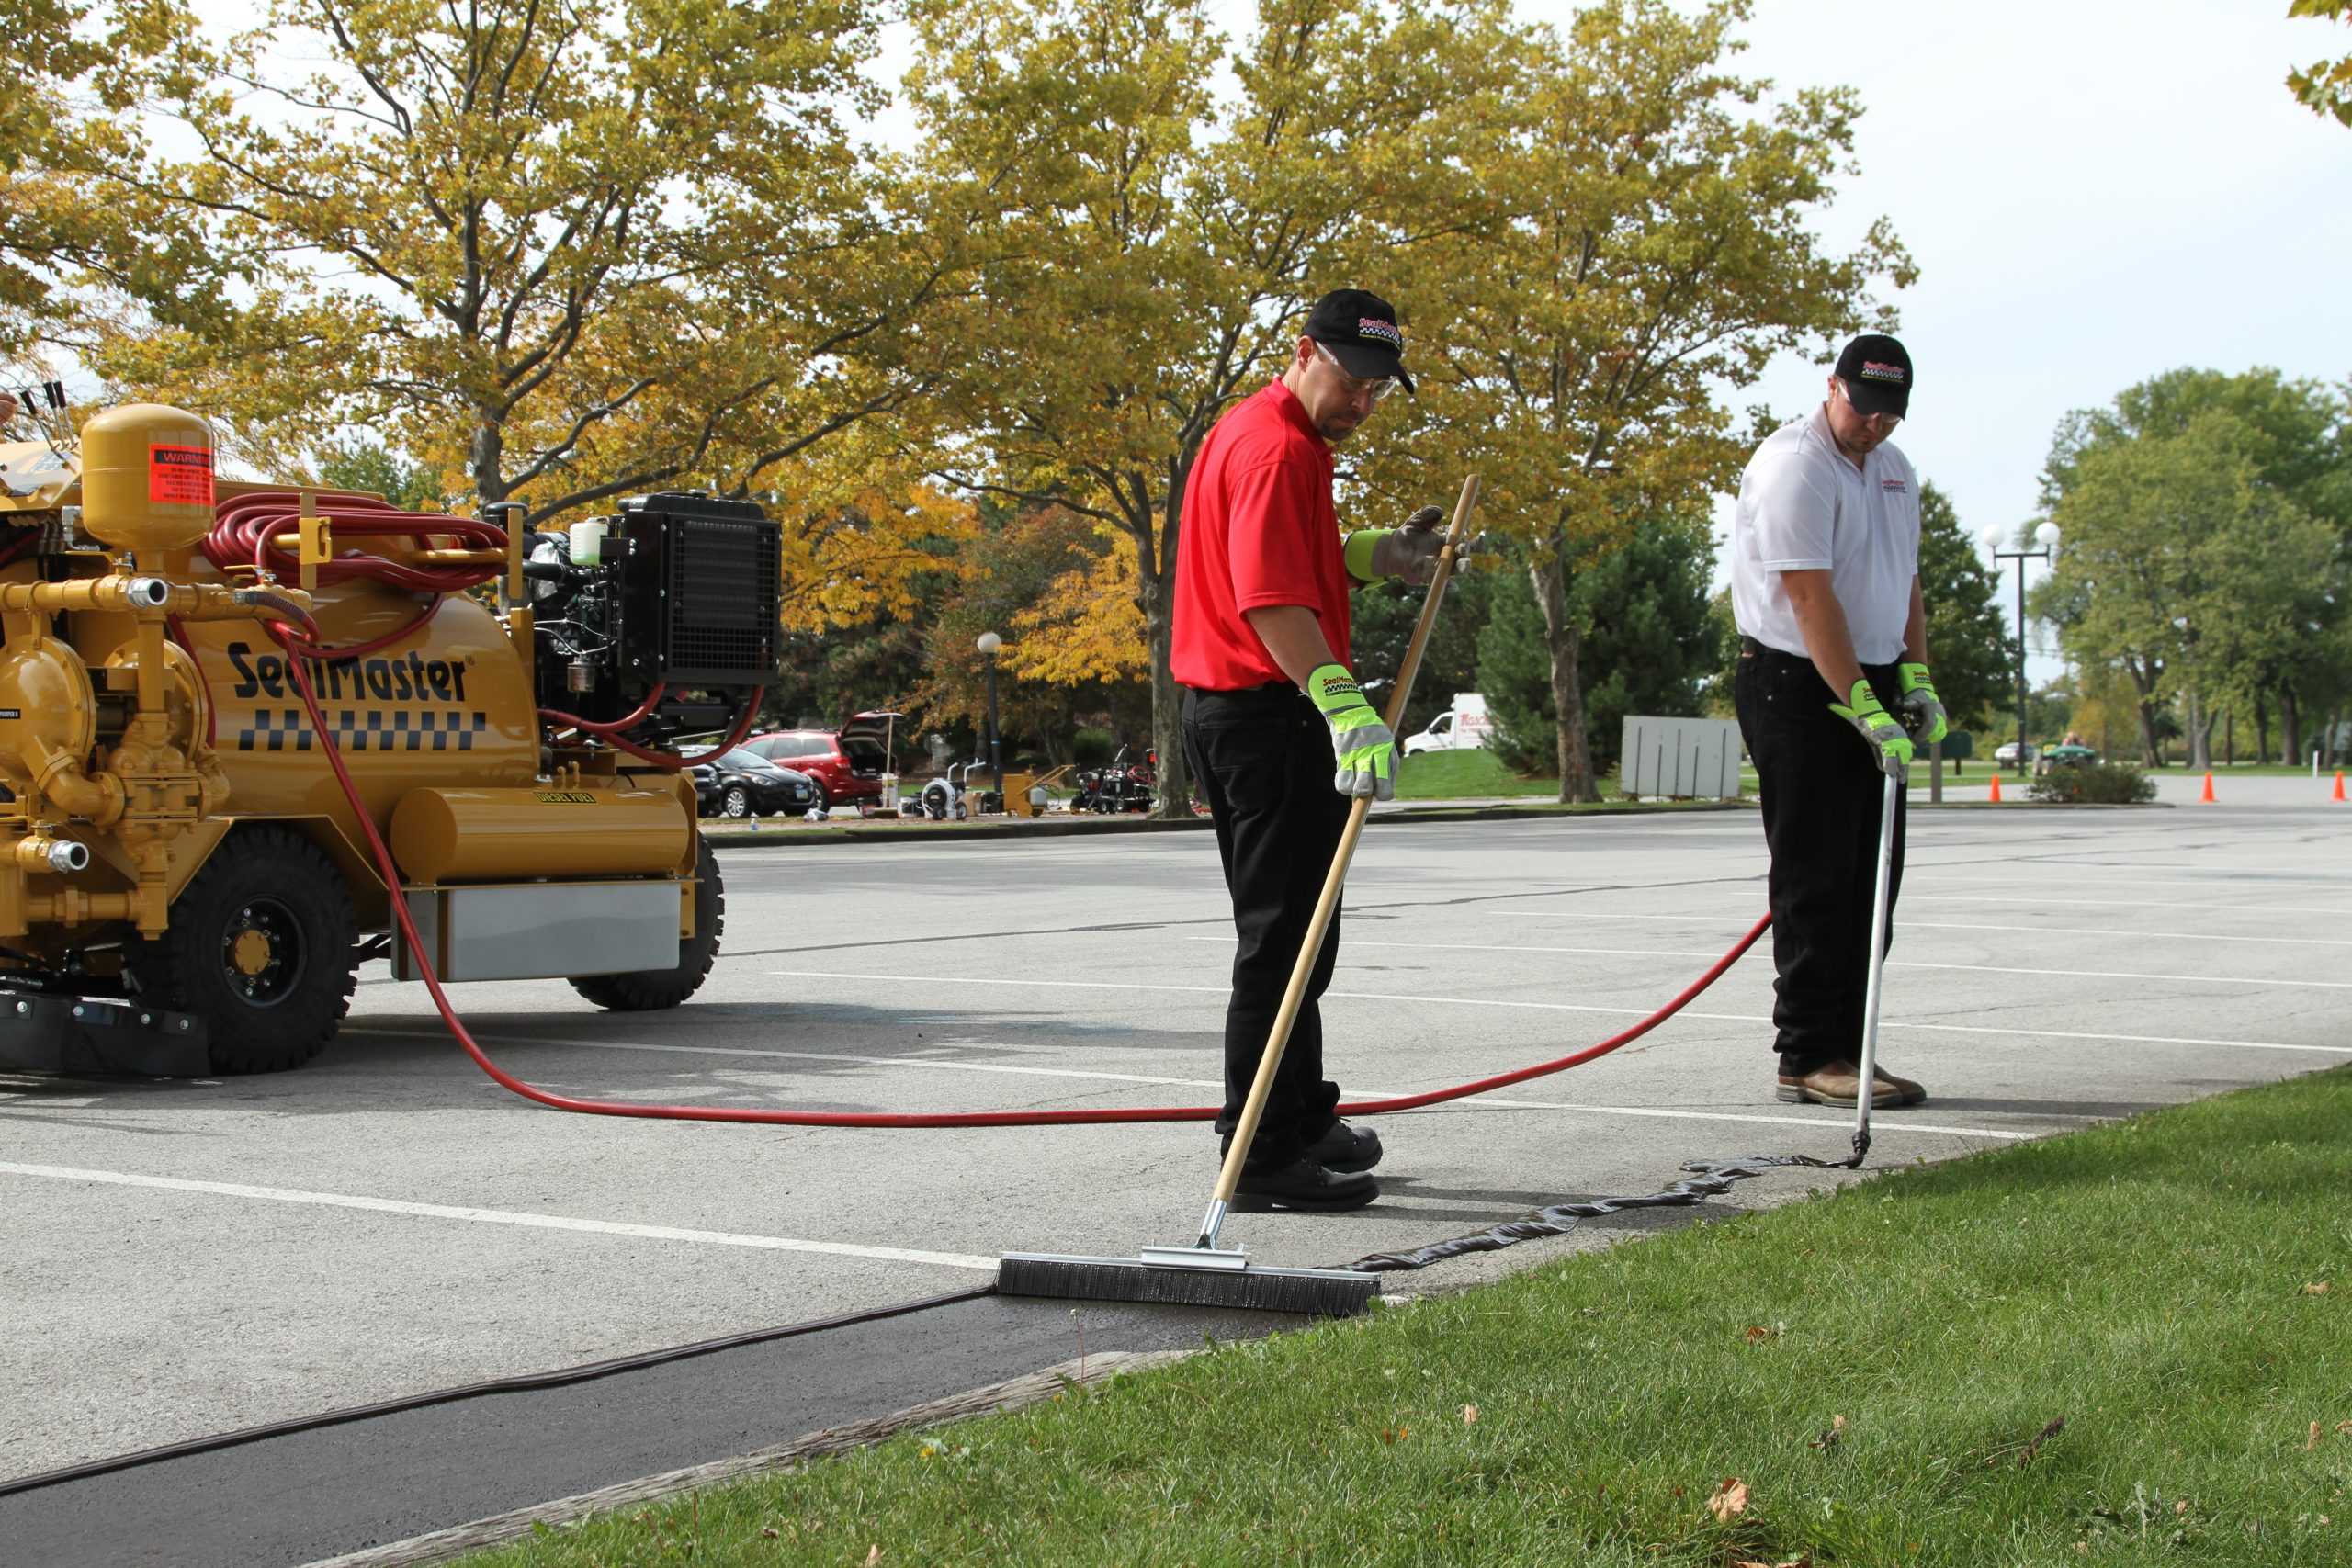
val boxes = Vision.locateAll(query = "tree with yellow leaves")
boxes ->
[1363,0,1912,800]
[905,0,1530,815]
[92,0,988,538]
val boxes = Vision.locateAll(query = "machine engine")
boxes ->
[528,492,783,744]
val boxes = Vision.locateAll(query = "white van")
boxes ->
[1403,694,1493,755]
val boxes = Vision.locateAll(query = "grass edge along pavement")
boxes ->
[462,1068,2352,1567]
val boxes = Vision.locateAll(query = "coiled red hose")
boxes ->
[206,491,508,593]
[273,611,1764,1130]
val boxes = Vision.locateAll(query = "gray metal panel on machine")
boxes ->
[393,881,680,982]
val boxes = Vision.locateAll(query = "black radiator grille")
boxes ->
[665,516,780,676]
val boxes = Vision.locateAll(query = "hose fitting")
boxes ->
[15,838,90,874]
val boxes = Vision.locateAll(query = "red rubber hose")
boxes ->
[273,618,1763,1128]
[540,683,667,736]
[207,491,508,594]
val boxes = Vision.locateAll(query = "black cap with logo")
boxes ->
[1834,333,1912,417]
[1304,288,1414,394]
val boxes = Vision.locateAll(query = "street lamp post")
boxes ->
[976,631,1002,810]
[1982,522,2061,775]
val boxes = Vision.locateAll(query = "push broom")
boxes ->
[1000,475,1483,1317]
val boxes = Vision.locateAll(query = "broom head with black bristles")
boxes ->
[998,1249,1379,1317]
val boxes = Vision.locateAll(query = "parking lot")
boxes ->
[5,780,2347,1503]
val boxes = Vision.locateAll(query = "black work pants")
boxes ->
[1182,684,1348,1169]
[1733,642,1907,1066]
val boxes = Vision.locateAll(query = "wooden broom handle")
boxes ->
[1210,476,1484,1206]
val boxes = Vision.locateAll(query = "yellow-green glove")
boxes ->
[1306,662,1397,800]
[1895,661,1949,746]
[1828,678,1914,778]
[1343,506,1461,585]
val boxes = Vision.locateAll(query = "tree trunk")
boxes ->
[2126,659,2160,766]
[2254,687,2271,769]
[2326,709,2343,768]
[2186,689,2212,771]
[1136,543,1191,820]
[1530,547,1600,804]
[2278,684,2301,768]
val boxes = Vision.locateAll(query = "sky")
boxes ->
[1652,0,2352,675]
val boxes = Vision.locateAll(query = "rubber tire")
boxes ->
[719,784,751,819]
[568,840,722,1012]
[126,824,359,1075]
[807,781,828,817]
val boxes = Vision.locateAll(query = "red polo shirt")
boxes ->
[1170,380,1351,690]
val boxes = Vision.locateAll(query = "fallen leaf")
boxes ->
[865,1549,882,1566]
[1462,1404,1479,1425]
[2338,1421,2352,1434]
[2304,1281,2331,1295]
[2310,1422,2324,1452]
[2176,1502,2189,1515]
[1706,1478,1752,1522]
[2019,1416,2065,1465]
[1810,1414,1849,1451]
[1745,1325,1776,1341]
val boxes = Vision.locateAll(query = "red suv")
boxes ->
[741,712,907,814]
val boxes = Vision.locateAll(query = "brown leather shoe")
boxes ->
[1775,1059,1902,1109]
[1872,1065,1928,1106]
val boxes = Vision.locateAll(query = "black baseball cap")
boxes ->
[1834,333,1911,417]
[1304,288,1414,394]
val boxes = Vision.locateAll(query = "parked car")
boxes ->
[1992,740,2040,766]
[740,712,905,813]
[685,747,820,819]
[1402,693,1493,756]
[2035,743,2099,775]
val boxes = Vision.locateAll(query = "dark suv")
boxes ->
[741,712,905,813]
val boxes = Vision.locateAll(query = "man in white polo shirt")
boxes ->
[1730,333,1950,1110]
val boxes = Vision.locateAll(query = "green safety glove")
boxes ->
[1894,661,1949,746]
[1828,677,1915,779]
[1306,662,1397,800]
[1343,505,1467,586]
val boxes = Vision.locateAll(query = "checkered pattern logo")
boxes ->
[236,709,489,752]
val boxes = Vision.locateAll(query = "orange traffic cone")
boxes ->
[2334,770,2346,803]
[1987,773,2002,803]
[2199,772,2216,803]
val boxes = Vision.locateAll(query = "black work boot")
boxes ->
[1305,1118,1383,1173]
[1231,1155,1378,1213]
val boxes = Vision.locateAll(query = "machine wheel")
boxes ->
[719,784,751,819]
[569,840,722,1012]
[807,781,829,817]
[126,825,360,1075]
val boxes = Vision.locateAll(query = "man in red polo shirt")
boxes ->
[1172,288,1444,1213]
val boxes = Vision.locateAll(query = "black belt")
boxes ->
[1739,636,1804,659]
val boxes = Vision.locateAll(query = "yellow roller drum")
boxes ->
[390,786,690,884]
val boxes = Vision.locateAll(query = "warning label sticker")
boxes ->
[151,444,214,505]
[536,790,599,804]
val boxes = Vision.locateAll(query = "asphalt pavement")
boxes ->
[3,775,2346,1562]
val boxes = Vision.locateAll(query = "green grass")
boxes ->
[465,1070,2352,1567]
[1394,746,1592,800]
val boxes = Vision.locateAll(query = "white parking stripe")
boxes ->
[343,1028,2026,1141]
[1521,907,2352,940]
[764,969,2352,1054]
[1318,937,2352,989]
[0,1161,999,1272]
[1904,894,2352,918]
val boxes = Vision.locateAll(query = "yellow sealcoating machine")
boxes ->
[0,403,779,1075]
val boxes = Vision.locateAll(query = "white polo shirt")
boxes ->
[1730,406,1920,664]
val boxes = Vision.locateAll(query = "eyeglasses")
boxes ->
[1314,340,1397,404]
[1834,378,1902,431]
